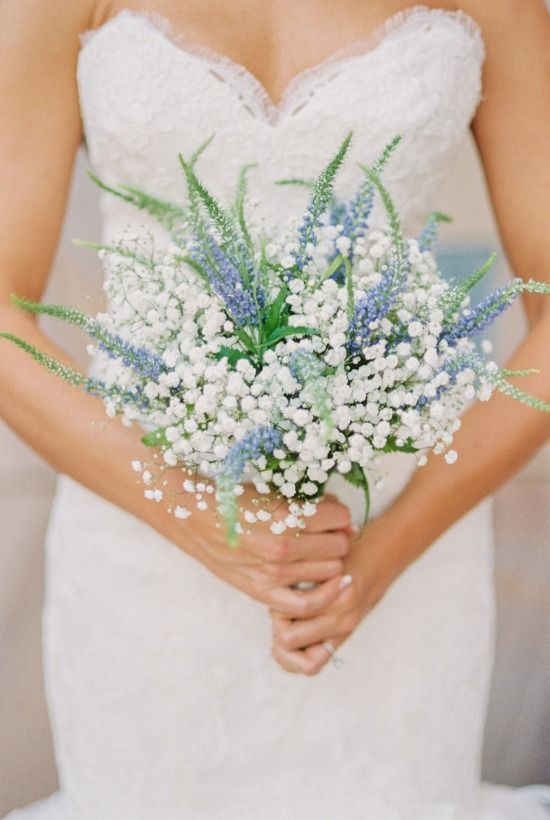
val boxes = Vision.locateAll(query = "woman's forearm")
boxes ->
[0,303,195,550]
[376,309,550,576]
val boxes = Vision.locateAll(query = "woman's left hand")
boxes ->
[270,516,403,676]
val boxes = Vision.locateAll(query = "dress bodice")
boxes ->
[77,6,485,240]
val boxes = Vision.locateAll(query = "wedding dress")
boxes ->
[6,7,550,819]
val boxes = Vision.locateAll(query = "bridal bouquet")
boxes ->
[3,133,549,544]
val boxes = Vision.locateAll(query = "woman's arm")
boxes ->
[272,0,550,675]
[375,0,550,572]
[0,1,351,616]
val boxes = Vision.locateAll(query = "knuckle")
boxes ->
[263,535,290,563]
[247,572,264,597]
[328,558,345,576]
[264,561,284,581]
[278,631,294,650]
[334,533,350,555]
[338,506,352,528]
[297,597,314,617]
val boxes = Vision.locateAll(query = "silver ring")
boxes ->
[323,640,345,668]
[291,580,319,590]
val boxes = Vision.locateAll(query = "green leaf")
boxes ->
[263,287,289,338]
[274,177,316,189]
[233,326,256,351]
[342,463,370,525]
[87,172,187,232]
[382,435,418,454]
[425,211,453,225]
[214,346,254,369]
[87,171,136,204]
[189,134,215,167]
[141,427,170,447]
[72,239,156,269]
[320,254,344,282]
[173,253,213,285]
[263,325,319,347]
[234,163,257,254]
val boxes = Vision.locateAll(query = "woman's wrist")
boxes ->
[354,495,434,595]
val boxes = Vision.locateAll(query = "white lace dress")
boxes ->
[6,7,550,819]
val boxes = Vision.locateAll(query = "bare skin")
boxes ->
[1,1,549,677]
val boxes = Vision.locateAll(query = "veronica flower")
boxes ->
[442,282,521,346]
[216,425,282,545]
[348,260,407,352]
[192,235,262,328]
[95,330,168,381]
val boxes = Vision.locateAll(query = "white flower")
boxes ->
[174,506,191,519]
[302,482,319,496]
[408,321,423,337]
[144,382,160,399]
[293,408,311,427]
[444,449,458,464]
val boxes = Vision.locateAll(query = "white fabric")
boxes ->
[5,7,550,819]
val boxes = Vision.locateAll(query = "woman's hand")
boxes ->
[270,514,402,675]
[158,479,355,617]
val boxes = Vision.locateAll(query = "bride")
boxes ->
[2,1,550,818]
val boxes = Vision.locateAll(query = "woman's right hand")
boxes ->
[157,481,354,618]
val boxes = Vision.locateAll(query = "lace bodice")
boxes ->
[77,6,485,239]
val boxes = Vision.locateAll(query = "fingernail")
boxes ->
[351,524,360,534]
[338,574,353,590]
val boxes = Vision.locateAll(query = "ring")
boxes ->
[323,641,336,656]
[323,640,345,668]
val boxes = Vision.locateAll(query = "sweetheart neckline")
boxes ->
[78,5,485,126]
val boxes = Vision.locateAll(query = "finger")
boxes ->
[260,530,350,565]
[264,575,344,618]
[289,531,351,562]
[266,558,344,586]
[302,496,352,533]
[272,640,337,676]
[273,613,348,652]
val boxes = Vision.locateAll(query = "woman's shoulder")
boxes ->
[457,0,549,41]
[1,0,97,53]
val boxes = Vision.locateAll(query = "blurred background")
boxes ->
[1,132,549,810]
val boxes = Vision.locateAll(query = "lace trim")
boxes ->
[79,5,485,126]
